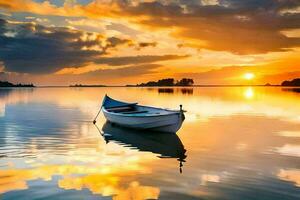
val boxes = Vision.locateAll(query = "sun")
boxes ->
[244,73,255,80]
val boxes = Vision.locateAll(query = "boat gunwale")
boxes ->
[103,105,181,118]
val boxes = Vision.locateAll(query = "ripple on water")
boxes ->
[0,87,300,200]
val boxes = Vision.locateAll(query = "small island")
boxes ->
[281,78,300,86]
[135,78,194,87]
[70,84,106,87]
[0,81,34,87]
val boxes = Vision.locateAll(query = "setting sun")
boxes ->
[244,73,255,80]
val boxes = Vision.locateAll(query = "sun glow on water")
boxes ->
[1,88,300,199]
[244,87,254,99]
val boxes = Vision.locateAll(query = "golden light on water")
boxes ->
[244,87,254,99]
[1,87,300,199]
[277,169,300,187]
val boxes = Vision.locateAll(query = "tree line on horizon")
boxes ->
[0,81,34,87]
[136,78,194,87]
[69,84,106,87]
[2,78,300,87]
[281,78,300,86]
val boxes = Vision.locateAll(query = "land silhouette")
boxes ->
[70,84,106,87]
[0,81,34,87]
[4,77,300,88]
[136,78,194,87]
[281,78,300,86]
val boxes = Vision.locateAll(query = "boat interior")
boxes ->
[105,104,150,114]
[103,95,179,116]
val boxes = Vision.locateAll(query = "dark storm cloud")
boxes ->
[0,18,187,74]
[119,0,300,54]
[221,0,300,11]
[1,0,300,57]
[0,19,136,74]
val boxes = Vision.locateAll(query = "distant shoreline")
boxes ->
[0,81,35,88]
[1,85,300,88]
[69,84,106,87]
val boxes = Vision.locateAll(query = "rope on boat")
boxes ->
[93,105,102,124]
[93,94,107,124]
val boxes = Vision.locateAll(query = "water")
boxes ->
[0,87,299,200]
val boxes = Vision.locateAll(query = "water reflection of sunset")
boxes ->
[244,87,254,99]
[0,158,157,197]
[1,87,300,199]
[278,169,300,187]
[1,87,300,124]
[59,178,159,200]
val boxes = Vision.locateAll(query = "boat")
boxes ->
[99,122,187,173]
[95,95,185,133]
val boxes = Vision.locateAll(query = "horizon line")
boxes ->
[3,84,300,88]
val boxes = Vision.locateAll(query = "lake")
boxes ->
[0,87,299,200]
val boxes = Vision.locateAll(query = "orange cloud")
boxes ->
[1,0,300,85]
[2,1,300,54]
[0,0,120,18]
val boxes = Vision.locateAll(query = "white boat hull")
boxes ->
[103,110,183,133]
[98,95,185,133]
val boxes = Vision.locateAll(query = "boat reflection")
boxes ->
[99,122,187,173]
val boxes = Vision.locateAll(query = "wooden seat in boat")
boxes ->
[106,106,133,112]
[120,110,149,114]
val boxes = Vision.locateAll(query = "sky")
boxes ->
[0,0,300,86]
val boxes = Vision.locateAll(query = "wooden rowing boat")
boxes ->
[99,95,185,133]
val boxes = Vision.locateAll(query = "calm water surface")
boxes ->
[0,87,300,199]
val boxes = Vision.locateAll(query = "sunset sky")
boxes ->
[0,0,300,86]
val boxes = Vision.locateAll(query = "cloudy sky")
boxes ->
[0,0,300,86]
